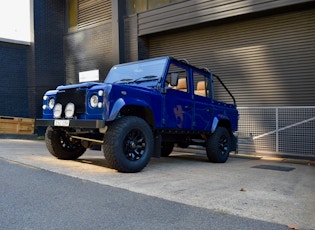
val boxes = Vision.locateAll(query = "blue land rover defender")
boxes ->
[36,57,238,172]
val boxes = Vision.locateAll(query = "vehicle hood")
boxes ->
[56,82,102,90]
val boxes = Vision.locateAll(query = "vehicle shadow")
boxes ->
[74,150,212,171]
[74,148,259,171]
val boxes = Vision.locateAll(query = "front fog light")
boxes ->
[65,103,75,118]
[90,95,98,108]
[48,98,55,109]
[53,103,62,118]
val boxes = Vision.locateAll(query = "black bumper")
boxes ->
[35,119,105,128]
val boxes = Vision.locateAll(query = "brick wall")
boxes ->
[0,42,30,117]
[30,0,65,120]
[64,22,113,84]
[0,0,66,122]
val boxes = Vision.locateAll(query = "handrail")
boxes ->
[200,67,236,105]
[213,74,236,105]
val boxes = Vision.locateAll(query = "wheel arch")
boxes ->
[107,98,155,128]
[211,116,233,134]
[217,119,232,133]
[213,118,237,152]
[120,105,155,128]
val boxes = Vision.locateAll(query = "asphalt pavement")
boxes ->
[0,139,314,229]
[0,157,291,230]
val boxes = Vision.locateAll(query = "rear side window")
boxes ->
[193,71,211,98]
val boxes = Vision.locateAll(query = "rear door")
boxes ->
[193,70,216,131]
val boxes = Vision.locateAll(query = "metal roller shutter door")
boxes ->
[148,8,315,107]
[78,0,111,29]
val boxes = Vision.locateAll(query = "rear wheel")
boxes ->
[45,126,86,160]
[206,126,231,163]
[103,116,153,173]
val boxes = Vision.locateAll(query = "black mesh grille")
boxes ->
[56,89,86,116]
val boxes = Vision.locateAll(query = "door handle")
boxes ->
[207,109,213,113]
[185,105,192,110]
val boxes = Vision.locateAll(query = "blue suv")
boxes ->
[36,56,238,172]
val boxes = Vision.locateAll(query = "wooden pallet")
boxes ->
[0,116,35,135]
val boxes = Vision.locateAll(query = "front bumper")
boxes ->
[36,119,105,128]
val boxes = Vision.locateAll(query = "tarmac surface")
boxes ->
[0,139,314,229]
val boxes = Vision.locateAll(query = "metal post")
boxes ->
[111,0,124,64]
[276,107,279,153]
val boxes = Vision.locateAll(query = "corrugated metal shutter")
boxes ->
[138,0,313,36]
[148,8,315,107]
[78,0,111,30]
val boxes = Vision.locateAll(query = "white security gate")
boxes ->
[238,107,315,157]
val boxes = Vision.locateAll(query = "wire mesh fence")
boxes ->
[237,106,315,157]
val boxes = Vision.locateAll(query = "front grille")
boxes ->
[56,89,86,116]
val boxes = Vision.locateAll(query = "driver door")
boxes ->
[163,63,193,130]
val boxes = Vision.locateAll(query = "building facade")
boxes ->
[62,0,315,107]
[0,0,65,121]
[1,0,314,157]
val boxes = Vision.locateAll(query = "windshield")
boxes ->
[105,57,168,85]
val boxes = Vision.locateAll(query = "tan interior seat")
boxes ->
[195,81,206,96]
[175,78,187,91]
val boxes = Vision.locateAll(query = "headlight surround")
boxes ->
[90,95,99,108]
[65,103,75,118]
[53,103,62,118]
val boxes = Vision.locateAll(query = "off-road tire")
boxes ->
[45,126,86,160]
[161,142,174,157]
[103,116,153,173]
[206,126,231,163]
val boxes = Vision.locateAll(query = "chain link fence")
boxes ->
[237,106,315,158]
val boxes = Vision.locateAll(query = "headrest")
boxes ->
[197,81,205,90]
[177,78,187,89]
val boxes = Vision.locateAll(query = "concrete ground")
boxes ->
[0,139,314,229]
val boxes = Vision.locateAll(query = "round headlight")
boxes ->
[48,98,55,109]
[53,103,62,118]
[90,95,98,108]
[65,103,75,118]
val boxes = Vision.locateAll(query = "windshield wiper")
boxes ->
[134,75,159,83]
[113,78,133,84]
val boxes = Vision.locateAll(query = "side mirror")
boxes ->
[170,73,178,86]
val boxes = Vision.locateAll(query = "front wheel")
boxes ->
[206,126,231,163]
[45,126,86,160]
[103,116,153,173]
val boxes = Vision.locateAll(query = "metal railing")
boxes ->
[237,106,315,157]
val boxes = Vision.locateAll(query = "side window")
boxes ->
[194,72,211,98]
[166,63,189,93]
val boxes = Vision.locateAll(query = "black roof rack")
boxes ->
[200,67,210,73]
[178,58,189,64]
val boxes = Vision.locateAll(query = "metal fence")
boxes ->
[237,106,315,158]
